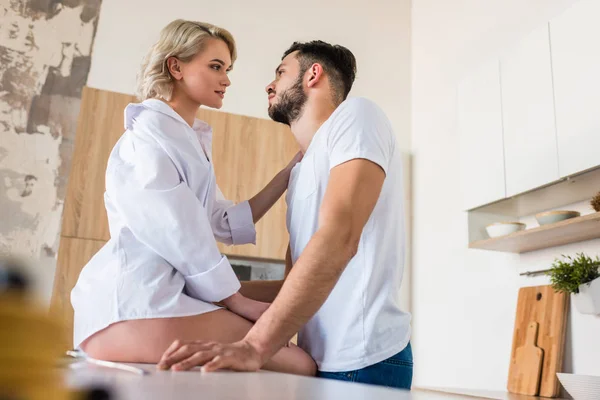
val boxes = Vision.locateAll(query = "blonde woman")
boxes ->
[70,20,316,376]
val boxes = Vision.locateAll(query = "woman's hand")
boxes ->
[220,292,289,346]
[241,299,270,323]
[247,151,304,223]
[284,151,303,174]
[222,292,270,322]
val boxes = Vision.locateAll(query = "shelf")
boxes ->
[468,165,600,217]
[469,212,600,253]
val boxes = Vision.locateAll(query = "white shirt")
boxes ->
[286,97,411,372]
[71,99,256,348]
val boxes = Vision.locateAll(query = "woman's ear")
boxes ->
[166,57,183,80]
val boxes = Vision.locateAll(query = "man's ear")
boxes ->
[166,57,183,80]
[306,63,324,88]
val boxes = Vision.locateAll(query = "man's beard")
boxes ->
[268,75,307,126]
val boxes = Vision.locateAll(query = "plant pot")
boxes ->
[573,277,600,315]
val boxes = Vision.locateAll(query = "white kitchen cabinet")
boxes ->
[501,23,559,197]
[458,58,506,210]
[550,0,600,177]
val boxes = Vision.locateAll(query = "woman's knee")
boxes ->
[80,320,166,363]
[266,344,317,376]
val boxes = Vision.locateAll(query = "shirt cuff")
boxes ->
[226,200,256,245]
[184,256,241,302]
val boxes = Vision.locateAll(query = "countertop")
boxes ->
[63,362,565,400]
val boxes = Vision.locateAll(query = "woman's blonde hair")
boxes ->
[136,19,237,101]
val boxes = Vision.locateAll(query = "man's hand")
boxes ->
[156,339,263,372]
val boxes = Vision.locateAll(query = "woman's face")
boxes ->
[169,38,232,109]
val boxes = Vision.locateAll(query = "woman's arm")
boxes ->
[247,152,302,223]
[238,244,293,302]
[111,132,241,304]
[239,280,283,303]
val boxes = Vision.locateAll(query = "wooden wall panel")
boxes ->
[61,86,295,259]
[61,87,137,240]
[199,109,298,261]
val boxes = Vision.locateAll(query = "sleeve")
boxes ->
[327,98,394,175]
[210,185,256,246]
[109,131,240,303]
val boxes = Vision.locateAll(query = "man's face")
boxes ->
[265,51,308,126]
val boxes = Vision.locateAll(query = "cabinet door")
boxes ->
[458,58,506,210]
[62,87,136,241]
[501,23,559,197]
[550,0,600,177]
[202,109,298,261]
[64,87,296,261]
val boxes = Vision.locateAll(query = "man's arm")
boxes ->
[156,159,385,372]
[244,159,385,362]
[238,245,293,303]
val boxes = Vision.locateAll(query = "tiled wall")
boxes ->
[230,258,285,281]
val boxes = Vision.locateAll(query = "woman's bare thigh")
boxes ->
[82,309,316,376]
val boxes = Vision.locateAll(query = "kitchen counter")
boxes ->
[417,387,567,400]
[63,362,563,400]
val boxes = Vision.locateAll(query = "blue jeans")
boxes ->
[317,342,413,390]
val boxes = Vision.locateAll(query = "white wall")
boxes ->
[86,0,411,151]
[412,0,600,392]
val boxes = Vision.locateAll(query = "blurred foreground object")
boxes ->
[0,256,110,400]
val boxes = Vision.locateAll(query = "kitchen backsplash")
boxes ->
[230,258,285,281]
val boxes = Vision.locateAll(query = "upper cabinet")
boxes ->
[500,23,560,198]
[458,58,506,210]
[200,108,298,261]
[550,0,600,178]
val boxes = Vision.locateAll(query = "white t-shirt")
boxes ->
[286,97,411,372]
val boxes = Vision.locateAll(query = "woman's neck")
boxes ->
[164,93,199,127]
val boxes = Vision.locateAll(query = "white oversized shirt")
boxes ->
[286,97,411,372]
[71,99,256,348]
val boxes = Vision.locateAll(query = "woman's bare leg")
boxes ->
[81,309,316,376]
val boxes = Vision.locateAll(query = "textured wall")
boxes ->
[0,0,101,302]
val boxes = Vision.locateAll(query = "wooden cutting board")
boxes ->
[507,285,569,397]
[508,321,544,395]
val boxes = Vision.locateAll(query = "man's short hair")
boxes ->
[283,40,357,104]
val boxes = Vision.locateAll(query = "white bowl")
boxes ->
[535,210,580,226]
[557,373,600,400]
[485,222,526,238]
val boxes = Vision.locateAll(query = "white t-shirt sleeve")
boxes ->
[327,98,394,175]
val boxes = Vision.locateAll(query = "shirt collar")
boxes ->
[124,98,213,137]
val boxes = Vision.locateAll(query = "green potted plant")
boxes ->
[547,253,600,314]
[591,191,600,212]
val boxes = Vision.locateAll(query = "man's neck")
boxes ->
[290,97,338,153]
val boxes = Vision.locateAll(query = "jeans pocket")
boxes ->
[381,358,413,368]
[318,370,355,382]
